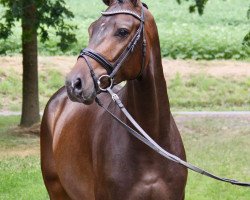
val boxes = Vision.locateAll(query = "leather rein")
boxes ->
[78,4,250,187]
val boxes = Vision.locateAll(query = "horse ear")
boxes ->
[102,0,112,6]
[103,0,138,6]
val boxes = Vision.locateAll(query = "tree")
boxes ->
[0,0,77,127]
[243,6,250,47]
[177,0,250,46]
[176,0,208,15]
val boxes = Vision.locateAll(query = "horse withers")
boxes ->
[41,0,187,199]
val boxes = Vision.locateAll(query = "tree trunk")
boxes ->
[20,0,40,127]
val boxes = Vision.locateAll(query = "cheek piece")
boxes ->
[78,4,146,93]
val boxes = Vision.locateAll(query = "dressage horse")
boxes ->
[41,0,187,199]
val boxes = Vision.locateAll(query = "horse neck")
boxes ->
[124,43,171,140]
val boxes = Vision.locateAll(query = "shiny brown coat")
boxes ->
[41,0,187,199]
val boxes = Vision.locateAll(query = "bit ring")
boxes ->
[97,75,114,92]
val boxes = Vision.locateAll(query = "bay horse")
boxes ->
[41,0,187,199]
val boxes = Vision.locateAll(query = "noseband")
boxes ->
[78,5,146,92]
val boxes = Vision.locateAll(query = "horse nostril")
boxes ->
[72,78,83,96]
[73,78,82,91]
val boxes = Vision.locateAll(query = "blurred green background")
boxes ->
[0,0,249,59]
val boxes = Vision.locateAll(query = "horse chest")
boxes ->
[95,156,181,200]
[50,105,185,199]
[92,134,180,199]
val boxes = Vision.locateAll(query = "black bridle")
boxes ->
[79,6,146,92]
[77,4,250,187]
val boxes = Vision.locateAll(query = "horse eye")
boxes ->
[115,28,129,38]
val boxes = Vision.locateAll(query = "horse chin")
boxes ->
[68,95,95,105]
[66,88,96,105]
[81,97,95,105]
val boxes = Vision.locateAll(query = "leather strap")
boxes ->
[110,10,145,79]
[95,88,250,187]
[79,49,113,74]
[80,56,100,93]
[101,10,143,21]
[79,5,146,84]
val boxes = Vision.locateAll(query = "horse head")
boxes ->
[65,0,150,104]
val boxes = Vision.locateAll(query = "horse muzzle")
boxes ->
[65,77,96,105]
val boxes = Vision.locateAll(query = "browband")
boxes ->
[101,10,143,21]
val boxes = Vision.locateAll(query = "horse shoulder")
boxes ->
[41,86,68,137]
[41,87,74,199]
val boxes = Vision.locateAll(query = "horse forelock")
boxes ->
[103,0,140,7]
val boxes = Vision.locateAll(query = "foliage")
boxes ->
[178,0,250,52]
[177,0,208,15]
[243,5,250,47]
[248,6,250,19]
[0,0,249,59]
[243,32,250,47]
[0,0,77,52]
[157,0,250,59]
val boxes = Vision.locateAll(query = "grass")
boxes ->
[0,0,249,59]
[1,66,249,111]
[181,117,250,199]
[0,116,48,200]
[0,156,48,200]
[0,67,64,111]
[0,115,249,199]
[168,74,250,111]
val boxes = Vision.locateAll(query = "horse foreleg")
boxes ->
[41,112,71,200]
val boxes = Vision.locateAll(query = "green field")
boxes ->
[0,0,249,59]
[0,65,249,112]
[0,116,249,199]
[0,116,48,200]
[168,74,250,111]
